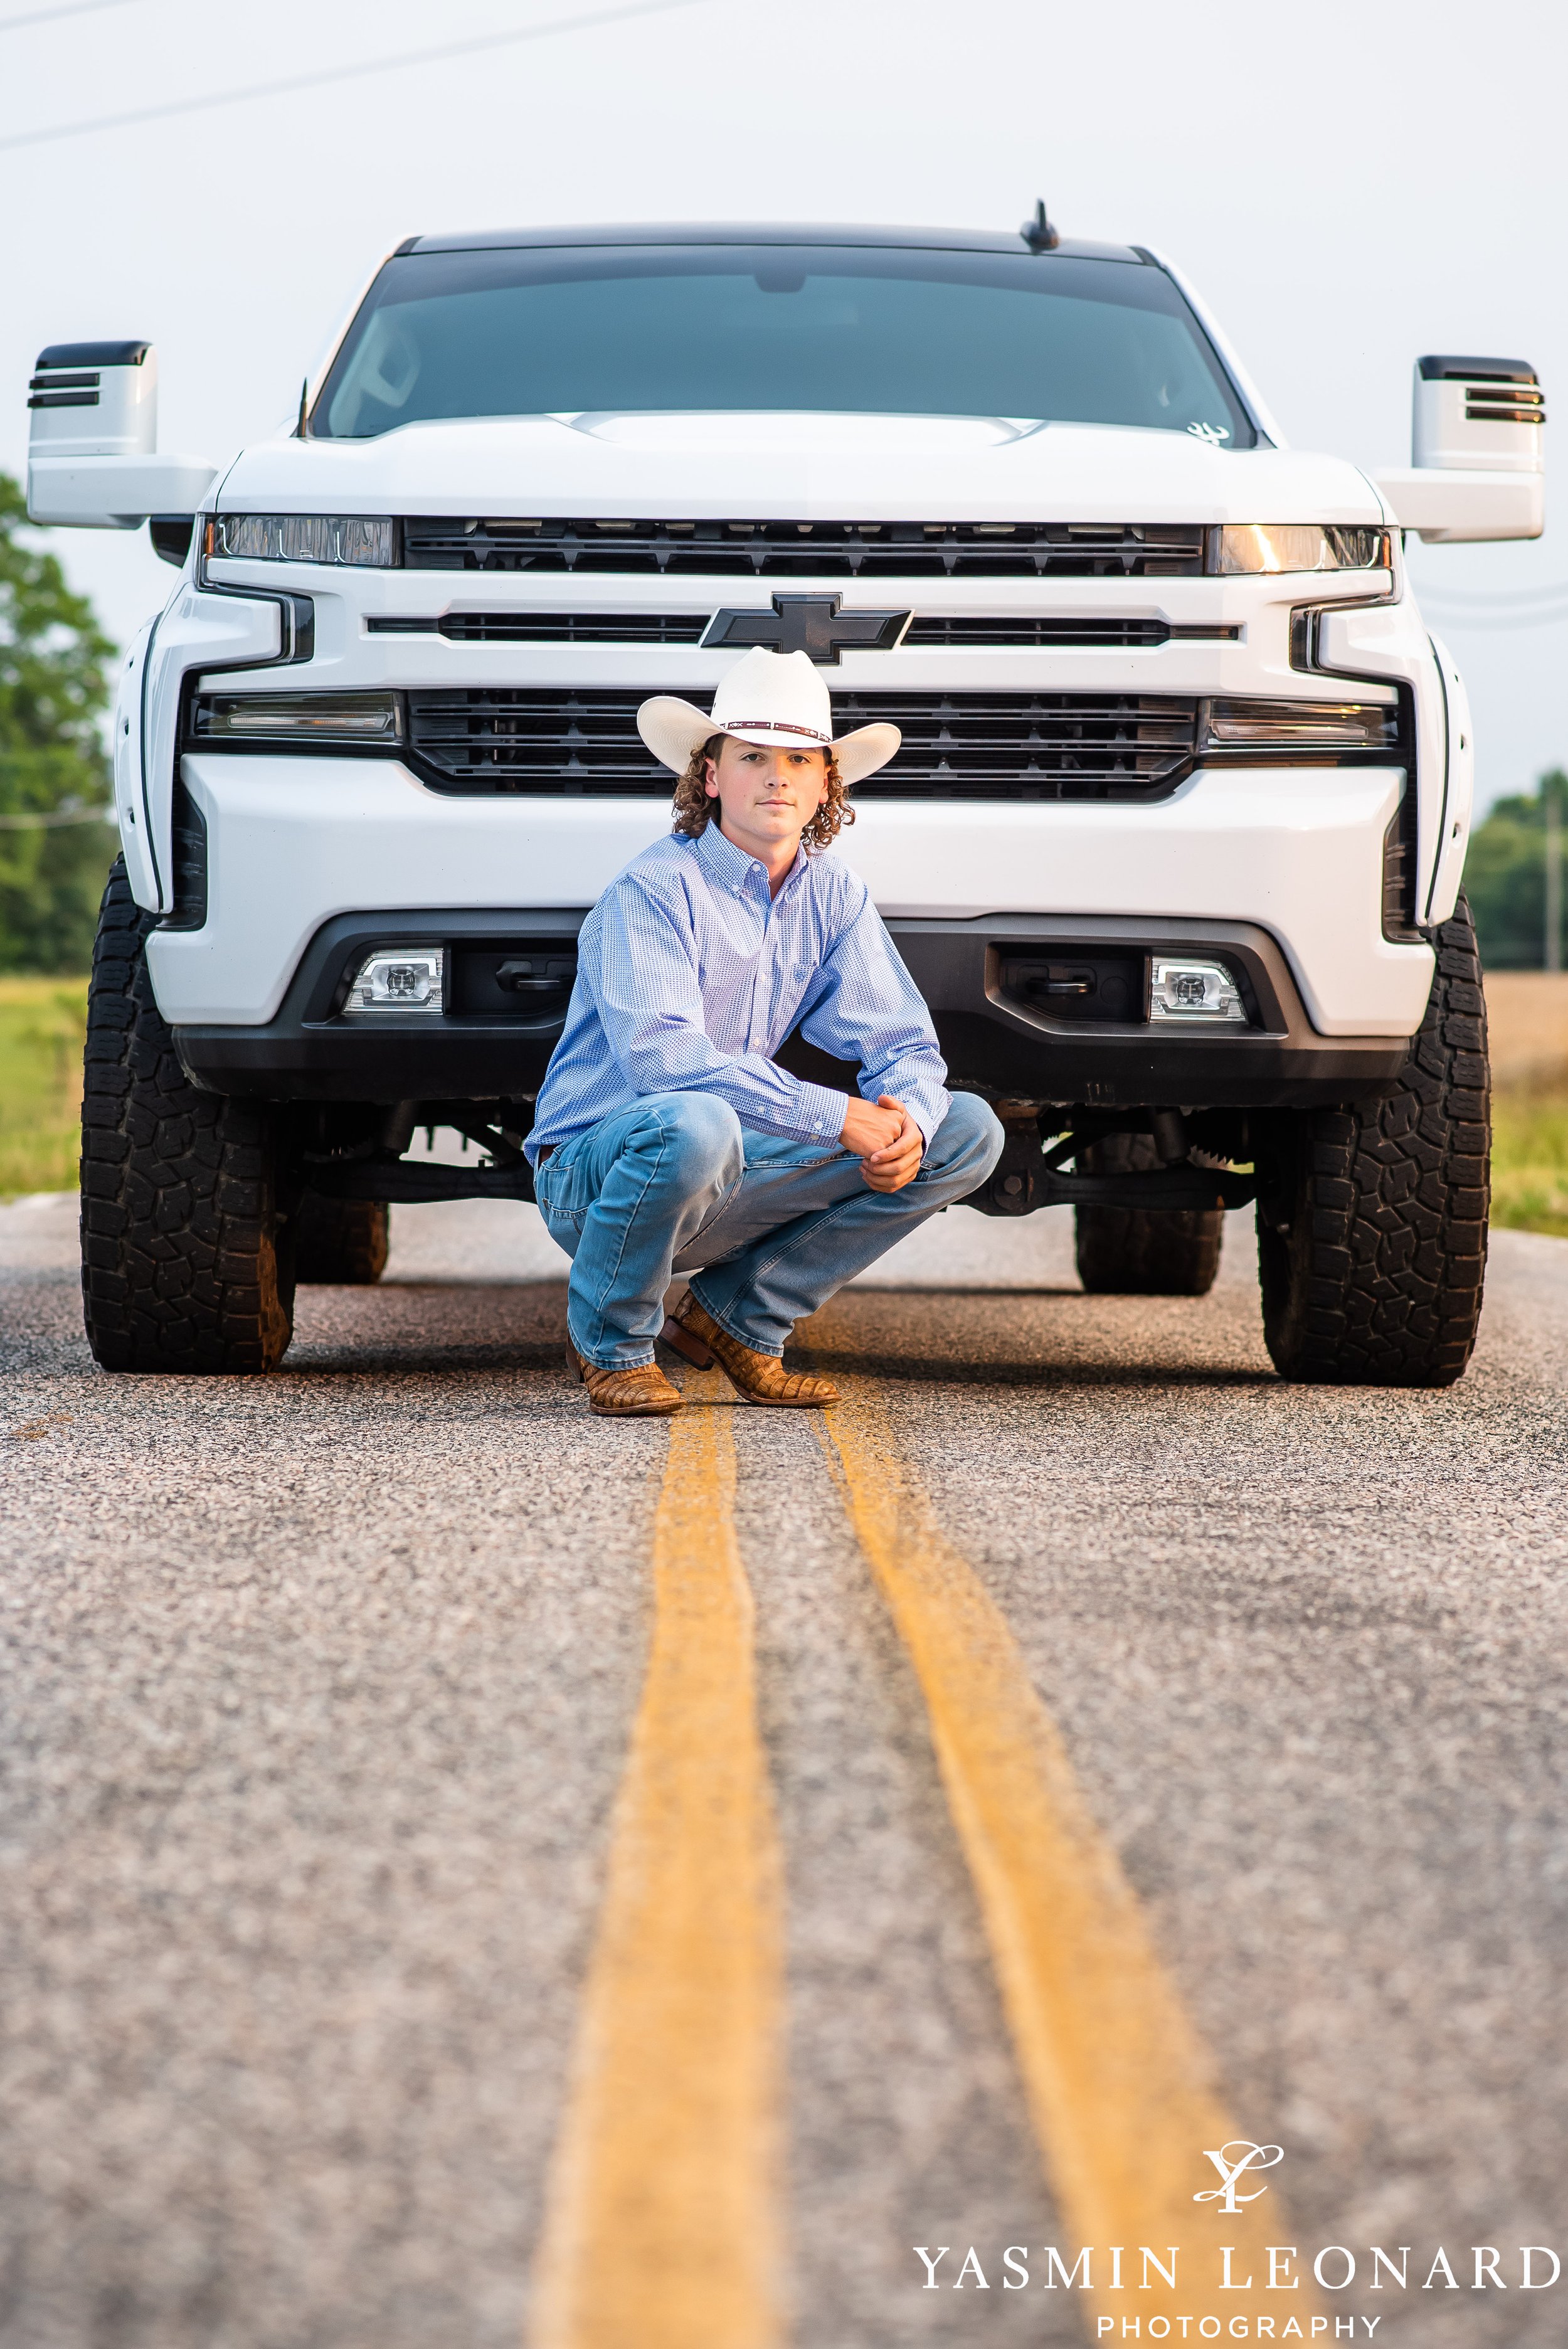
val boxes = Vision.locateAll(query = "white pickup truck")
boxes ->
[29,216,1545,1384]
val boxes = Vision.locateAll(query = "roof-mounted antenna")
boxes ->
[1020,198,1060,254]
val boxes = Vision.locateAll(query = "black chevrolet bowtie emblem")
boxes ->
[702,593,911,665]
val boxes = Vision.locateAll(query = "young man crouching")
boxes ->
[526,646,1004,1416]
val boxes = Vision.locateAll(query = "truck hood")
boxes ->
[217,412,1383,525]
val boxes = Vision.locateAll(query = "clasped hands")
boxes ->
[839,1094,924,1193]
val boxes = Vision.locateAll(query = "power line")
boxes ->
[0,0,709,150]
[1422,608,1568,631]
[1420,597,1568,613]
[1422,603,1568,617]
[0,807,113,829]
[1416,581,1568,608]
[0,0,137,29]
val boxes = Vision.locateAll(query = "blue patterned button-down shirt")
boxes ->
[527,822,950,1164]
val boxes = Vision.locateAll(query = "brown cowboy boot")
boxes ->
[662,1291,839,1409]
[566,1336,684,1418]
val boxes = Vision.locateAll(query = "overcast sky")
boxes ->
[4,0,1564,814]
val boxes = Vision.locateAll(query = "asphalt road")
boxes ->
[2,1190,1566,2349]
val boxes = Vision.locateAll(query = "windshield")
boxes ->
[315,243,1254,446]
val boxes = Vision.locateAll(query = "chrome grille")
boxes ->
[400,518,1207,579]
[903,615,1169,648]
[373,610,1235,649]
[405,688,1200,801]
[833,691,1197,799]
[368,612,708,644]
[408,690,657,792]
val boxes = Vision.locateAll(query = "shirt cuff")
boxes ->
[904,1090,951,1151]
[795,1082,852,1145]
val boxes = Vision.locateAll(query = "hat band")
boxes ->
[723,718,831,743]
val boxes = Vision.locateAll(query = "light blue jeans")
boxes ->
[534,1090,1004,1369]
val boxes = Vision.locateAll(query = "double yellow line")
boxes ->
[530,1364,1313,2345]
[530,1371,783,2349]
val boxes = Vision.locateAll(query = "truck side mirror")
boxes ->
[1414,353,1544,470]
[27,339,217,541]
[30,339,157,472]
[1374,354,1545,543]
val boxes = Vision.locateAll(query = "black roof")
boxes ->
[398,221,1143,265]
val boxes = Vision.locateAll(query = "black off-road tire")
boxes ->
[1075,1131,1225,1296]
[1258,893,1490,1387]
[293,1194,389,1285]
[80,857,295,1373]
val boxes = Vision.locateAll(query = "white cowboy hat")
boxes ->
[637,646,901,787]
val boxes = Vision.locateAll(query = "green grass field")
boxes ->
[1491,1093,1568,1238]
[3,973,1567,1234]
[0,977,87,1197]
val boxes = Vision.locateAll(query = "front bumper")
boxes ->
[152,753,1435,1041]
[173,904,1411,1110]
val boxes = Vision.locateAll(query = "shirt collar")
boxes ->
[694,820,809,900]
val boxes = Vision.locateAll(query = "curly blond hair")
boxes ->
[670,733,854,852]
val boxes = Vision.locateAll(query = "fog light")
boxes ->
[344,945,444,1014]
[1148,957,1246,1022]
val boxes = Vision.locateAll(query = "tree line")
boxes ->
[1464,770,1568,970]
[0,474,117,972]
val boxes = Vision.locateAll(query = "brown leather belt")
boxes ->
[535,1142,556,1162]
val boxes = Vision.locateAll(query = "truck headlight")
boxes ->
[1216,525,1390,574]
[204,514,395,566]
[190,691,403,743]
[1200,696,1399,751]
[344,946,444,1014]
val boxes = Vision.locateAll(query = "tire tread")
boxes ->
[293,1194,389,1286]
[1258,893,1490,1387]
[80,858,294,1374]
[1075,1131,1225,1296]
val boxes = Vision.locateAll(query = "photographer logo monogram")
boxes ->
[1193,2143,1285,2217]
